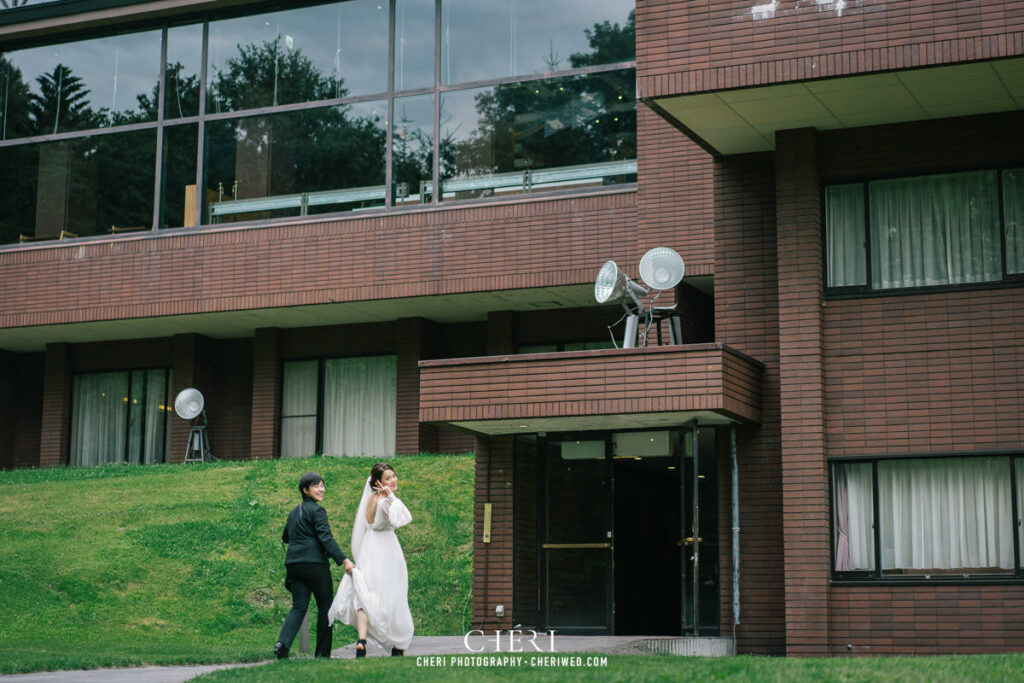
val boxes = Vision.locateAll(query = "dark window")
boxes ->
[832,456,1024,579]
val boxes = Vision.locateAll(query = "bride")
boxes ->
[328,462,414,657]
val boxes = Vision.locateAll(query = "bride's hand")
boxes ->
[374,482,392,497]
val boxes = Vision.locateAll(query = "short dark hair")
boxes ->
[369,462,394,489]
[299,471,324,496]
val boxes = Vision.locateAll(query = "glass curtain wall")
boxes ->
[0,0,636,244]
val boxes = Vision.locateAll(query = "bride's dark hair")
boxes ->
[370,462,395,489]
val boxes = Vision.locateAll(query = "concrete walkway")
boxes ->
[0,635,671,682]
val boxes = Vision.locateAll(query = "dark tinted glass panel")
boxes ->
[391,94,434,204]
[0,30,161,139]
[207,1,388,113]
[160,123,198,228]
[203,101,386,224]
[0,129,155,244]
[440,69,635,200]
[441,0,634,84]
[164,24,203,119]
[546,548,611,629]
[395,0,434,91]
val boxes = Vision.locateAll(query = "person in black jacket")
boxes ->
[274,471,355,660]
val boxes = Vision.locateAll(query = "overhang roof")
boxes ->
[650,57,1024,156]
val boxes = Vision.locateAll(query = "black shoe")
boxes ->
[356,639,367,658]
[273,641,289,660]
[391,647,404,657]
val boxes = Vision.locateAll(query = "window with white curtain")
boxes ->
[280,355,396,458]
[832,457,1024,578]
[825,168,1024,291]
[70,369,170,466]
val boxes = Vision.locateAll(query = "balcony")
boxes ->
[418,343,763,435]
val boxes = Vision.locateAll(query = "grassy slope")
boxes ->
[0,454,474,674]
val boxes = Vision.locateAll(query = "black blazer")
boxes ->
[282,496,348,566]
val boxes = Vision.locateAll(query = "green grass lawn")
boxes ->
[194,653,1024,682]
[0,454,474,674]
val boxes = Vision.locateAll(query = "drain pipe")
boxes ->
[731,424,740,629]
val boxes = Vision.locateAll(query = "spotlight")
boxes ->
[594,260,648,348]
[639,247,685,291]
[174,387,213,463]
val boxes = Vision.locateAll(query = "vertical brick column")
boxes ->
[471,434,515,631]
[250,328,281,460]
[39,342,71,467]
[486,311,516,355]
[396,317,437,454]
[775,128,829,656]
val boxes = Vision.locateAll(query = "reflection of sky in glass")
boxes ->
[208,0,388,110]
[0,0,66,7]
[395,0,433,91]
[5,28,161,120]
[165,23,203,119]
[442,0,633,84]
[393,94,433,146]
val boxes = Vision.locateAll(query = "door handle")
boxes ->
[676,537,703,546]
[541,543,612,549]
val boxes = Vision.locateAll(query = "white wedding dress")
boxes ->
[328,478,414,651]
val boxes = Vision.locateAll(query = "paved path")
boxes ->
[0,635,670,682]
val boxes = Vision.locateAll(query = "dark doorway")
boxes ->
[613,455,682,635]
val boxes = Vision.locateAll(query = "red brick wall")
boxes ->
[39,343,70,467]
[419,345,763,426]
[637,105,715,273]
[714,152,785,655]
[396,318,438,454]
[830,585,1024,654]
[472,435,516,631]
[0,193,637,330]
[637,0,1024,98]
[250,328,281,461]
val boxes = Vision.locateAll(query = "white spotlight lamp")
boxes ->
[594,260,648,348]
[639,246,685,291]
[174,387,212,463]
[639,247,686,345]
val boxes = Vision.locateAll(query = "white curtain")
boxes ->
[833,462,875,570]
[1003,169,1024,274]
[870,171,1001,289]
[142,369,168,464]
[878,457,1014,572]
[281,360,318,458]
[71,372,129,466]
[322,355,396,457]
[826,183,867,287]
[1018,459,1024,569]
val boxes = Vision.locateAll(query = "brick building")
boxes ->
[1,0,1022,656]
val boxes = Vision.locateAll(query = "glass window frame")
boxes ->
[823,167,1024,298]
[0,0,637,246]
[68,366,171,466]
[830,454,1024,584]
[278,354,397,458]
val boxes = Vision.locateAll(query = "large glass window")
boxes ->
[441,0,634,84]
[206,1,388,113]
[204,101,386,222]
[70,369,170,466]
[440,69,636,200]
[0,129,156,243]
[832,457,1024,579]
[0,0,636,243]
[825,168,1024,291]
[0,29,161,138]
[280,356,396,458]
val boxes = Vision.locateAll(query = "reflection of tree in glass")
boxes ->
[163,61,200,119]
[204,39,384,209]
[0,57,34,243]
[29,64,104,134]
[208,38,345,112]
[449,12,636,180]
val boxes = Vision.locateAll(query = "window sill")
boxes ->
[825,277,1024,300]
[832,575,1024,587]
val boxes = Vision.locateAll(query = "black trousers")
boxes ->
[277,561,335,657]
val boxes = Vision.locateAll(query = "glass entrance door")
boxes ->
[681,425,720,635]
[541,437,613,633]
